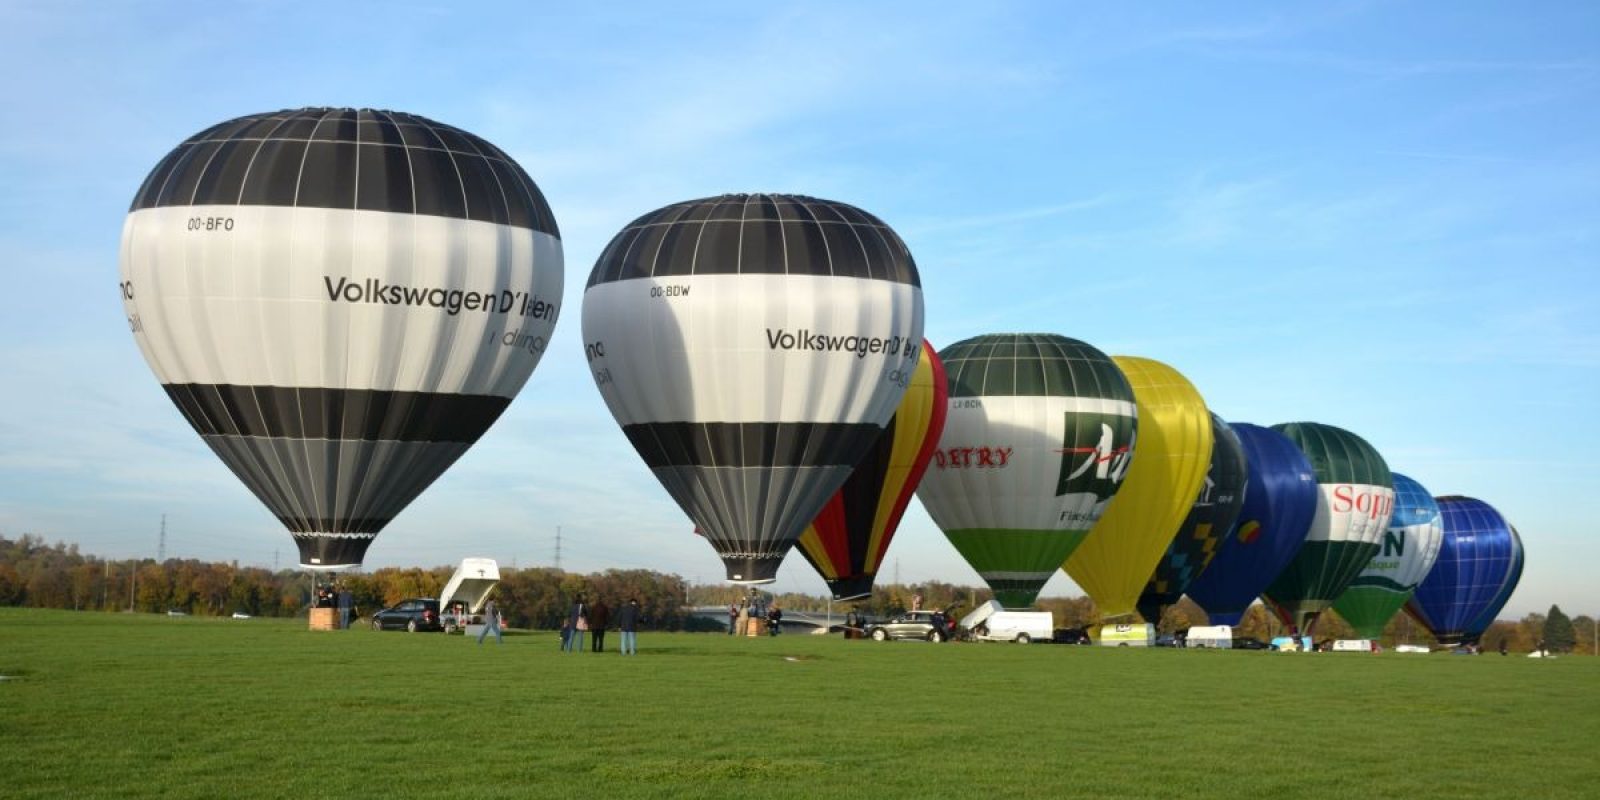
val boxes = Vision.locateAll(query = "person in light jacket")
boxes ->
[564,596,587,653]
[477,598,502,645]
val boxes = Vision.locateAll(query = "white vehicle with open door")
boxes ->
[960,600,1054,644]
[439,558,501,634]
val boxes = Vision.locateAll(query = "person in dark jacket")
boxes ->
[588,599,611,652]
[617,598,640,655]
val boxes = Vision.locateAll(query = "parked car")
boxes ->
[1232,636,1272,650]
[370,598,442,632]
[1052,627,1093,645]
[864,610,951,642]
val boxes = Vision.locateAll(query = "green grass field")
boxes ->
[2,608,1596,799]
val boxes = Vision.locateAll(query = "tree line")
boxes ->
[3,533,1590,650]
[0,534,692,630]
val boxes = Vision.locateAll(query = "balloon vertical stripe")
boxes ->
[796,340,947,600]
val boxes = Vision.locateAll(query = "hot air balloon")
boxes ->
[1464,525,1524,643]
[1185,423,1317,626]
[119,108,563,569]
[1136,413,1247,624]
[1064,357,1211,618]
[1404,497,1518,645]
[581,194,923,583]
[1261,423,1395,635]
[915,334,1136,609]
[1330,473,1444,639]
[795,340,947,601]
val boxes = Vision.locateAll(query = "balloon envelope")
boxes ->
[1330,473,1444,639]
[1186,423,1316,626]
[796,340,948,600]
[1261,422,1395,634]
[1464,525,1524,641]
[916,334,1136,608]
[581,194,924,583]
[1065,357,1212,618]
[1137,412,1246,623]
[119,108,564,569]
[1405,496,1518,645]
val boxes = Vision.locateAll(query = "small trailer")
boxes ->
[1186,625,1233,649]
[1332,639,1374,653]
[438,558,501,634]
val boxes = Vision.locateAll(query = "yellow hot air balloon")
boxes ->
[1063,356,1212,618]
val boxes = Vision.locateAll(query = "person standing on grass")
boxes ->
[727,603,738,636]
[589,598,611,653]
[477,598,503,644]
[565,596,587,653]
[617,598,640,655]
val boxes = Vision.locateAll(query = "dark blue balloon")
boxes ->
[1185,423,1317,626]
[1405,497,1517,645]
[1464,526,1523,640]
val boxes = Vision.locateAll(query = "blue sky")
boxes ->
[1,2,1594,617]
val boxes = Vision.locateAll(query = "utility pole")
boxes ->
[555,526,563,572]
[157,514,167,563]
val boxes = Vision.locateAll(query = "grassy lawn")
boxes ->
[1,607,1596,799]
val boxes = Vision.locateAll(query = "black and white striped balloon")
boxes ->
[119,107,563,569]
[581,194,923,583]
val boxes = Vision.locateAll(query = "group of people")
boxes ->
[725,596,785,637]
[472,594,642,654]
[560,595,642,655]
[314,583,355,629]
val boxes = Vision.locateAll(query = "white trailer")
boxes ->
[1186,625,1233,649]
[438,558,500,634]
[960,600,1054,644]
[1332,639,1374,653]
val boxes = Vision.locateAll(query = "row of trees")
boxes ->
[0,534,695,630]
[4,533,1590,649]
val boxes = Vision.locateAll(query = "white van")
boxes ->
[1099,623,1154,647]
[1186,625,1233,649]
[960,600,1054,644]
